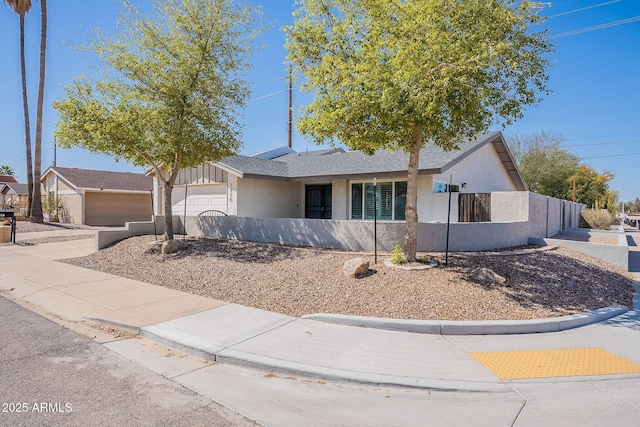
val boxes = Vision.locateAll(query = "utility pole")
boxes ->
[288,66,293,148]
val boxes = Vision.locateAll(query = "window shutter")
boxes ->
[395,181,407,220]
[351,183,363,219]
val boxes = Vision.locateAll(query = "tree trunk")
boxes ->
[30,0,47,223]
[19,14,34,218]
[162,151,182,240]
[163,181,174,240]
[404,125,423,262]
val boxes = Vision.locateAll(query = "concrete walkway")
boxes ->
[1,231,639,405]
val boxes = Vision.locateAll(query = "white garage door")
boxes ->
[171,184,227,216]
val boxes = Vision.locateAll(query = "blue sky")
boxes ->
[1,1,639,202]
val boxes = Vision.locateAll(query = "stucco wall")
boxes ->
[236,178,302,218]
[433,143,517,193]
[491,191,529,222]
[99,192,588,254]
[58,193,83,224]
[529,227,628,270]
[332,179,349,220]
[184,191,586,252]
[186,216,532,252]
[427,192,458,223]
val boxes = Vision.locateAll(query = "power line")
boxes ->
[566,132,640,142]
[547,0,622,19]
[563,140,640,147]
[583,152,640,159]
[522,105,638,121]
[551,15,640,38]
[249,89,289,103]
[251,75,287,89]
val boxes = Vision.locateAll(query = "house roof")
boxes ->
[0,175,17,183]
[0,182,29,196]
[216,132,526,190]
[42,167,152,192]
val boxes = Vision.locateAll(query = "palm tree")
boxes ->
[0,165,15,176]
[3,0,33,217]
[30,0,46,222]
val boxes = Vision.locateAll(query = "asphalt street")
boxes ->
[0,295,256,427]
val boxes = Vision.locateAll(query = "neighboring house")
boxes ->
[152,131,526,223]
[41,167,153,226]
[0,175,18,184]
[0,182,28,209]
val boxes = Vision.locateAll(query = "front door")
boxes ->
[305,184,332,219]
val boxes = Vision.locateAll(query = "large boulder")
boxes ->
[469,267,506,285]
[343,257,370,278]
[162,239,191,254]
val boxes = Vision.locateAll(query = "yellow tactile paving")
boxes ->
[470,348,640,380]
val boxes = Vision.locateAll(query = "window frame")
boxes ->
[350,179,407,221]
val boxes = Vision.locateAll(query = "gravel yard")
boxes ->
[62,234,634,321]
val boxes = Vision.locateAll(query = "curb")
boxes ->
[139,304,634,391]
[301,306,629,335]
[139,323,507,392]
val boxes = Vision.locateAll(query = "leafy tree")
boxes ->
[569,165,614,209]
[515,140,581,199]
[508,131,614,208]
[507,130,565,166]
[628,198,640,213]
[3,0,34,217]
[0,165,15,176]
[54,0,263,239]
[285,0,552,261]
[601,189,619,215]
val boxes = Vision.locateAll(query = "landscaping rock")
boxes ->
[343,257,370,278]
[162,239,191,254]
[469,267,506,285]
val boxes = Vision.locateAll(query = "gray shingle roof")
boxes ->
[45,167,152,191]
[1,182,29,196]
[216,132,524,188]
[217,155,290,179]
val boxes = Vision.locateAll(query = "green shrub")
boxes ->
[391,242,406,264]
[581,209,613,230]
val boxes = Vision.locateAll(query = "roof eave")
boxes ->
[439,132,527,191]
[41,167,79,190]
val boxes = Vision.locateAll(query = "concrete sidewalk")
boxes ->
[1,234,639,396]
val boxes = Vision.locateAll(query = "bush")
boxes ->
[391,242,406,264]
[581,209,613,230]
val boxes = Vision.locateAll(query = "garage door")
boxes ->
[85,192,152,226]
[171,184,227,216]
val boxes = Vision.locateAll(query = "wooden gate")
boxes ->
[458,193,491,222]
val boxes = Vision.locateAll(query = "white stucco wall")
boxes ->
[491,191,530,222]
[433,143,517,193]
[226,175,238,216]
[42,173,84,224]
[332,179,349,220]
[236,177,302,218]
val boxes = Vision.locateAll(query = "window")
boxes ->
[351,180,406,221]
[351,183,363,219]
[394,181,406,221]
[434,182,460,193]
